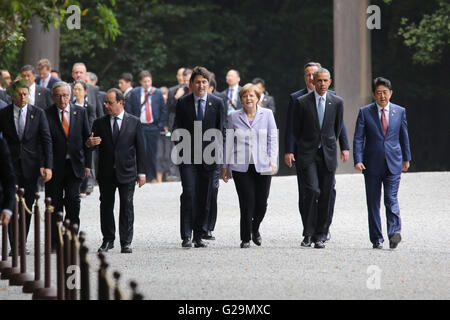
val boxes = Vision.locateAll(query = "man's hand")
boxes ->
[341,150,349,163]
[0,211,11,226]
[136,176,146,188]
[40,168,53,182]
[221,168,230,183]
[175,87,185,99]
[86,132,102,147]
[402,161,410,172]
[84,168,91,179]
[354,162,366,171]
[284,153,295,168]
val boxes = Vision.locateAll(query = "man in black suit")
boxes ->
[221,69,243,116]
[72,63,104,119]
[45,81,92,248]
[35,58,60,90]
[87,88,146,254]
[21,65,53,110]
[285,62,350,242]
[293,68,343,249]
[173,66,225,248]
[252,78,276,114]
[118,73,134,105]
[0,136,16,226]
[0,80,53,246]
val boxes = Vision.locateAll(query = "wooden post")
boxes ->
[63,219,72,300]
[79,232,90,300]
[98,253,110,300]
[56,212,65,300]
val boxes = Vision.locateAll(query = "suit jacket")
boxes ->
[224,107,278,173]
[0,104,53,179]
[36,75,60,90]
[125,87,168,130]
[34,85,53,110]
[221,86,243,112]
[45,103,92,179]
[353,102,411,175]
[173,93,225,171]
[91,112,146,184]
[0,99,7,109]
[71,82,104,121]
[0,90,11,104]
[285,88,349,154]
[293,91,343,172]
[74,100,96,129]
[0,136,16,213]
[260,94,276,114]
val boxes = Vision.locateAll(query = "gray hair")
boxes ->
[87,72,98,83]
[313,67,331,79]
[51,81,72,94]
[72,62,87,72]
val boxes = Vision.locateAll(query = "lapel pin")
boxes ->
[209,102,212,106]
[73,111,77,115]
[30,115,34,119]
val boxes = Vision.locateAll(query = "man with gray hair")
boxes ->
[292,67,344,249]
[45,81,92,249]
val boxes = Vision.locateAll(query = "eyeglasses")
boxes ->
[53,94,70,99]
[104,101,116,105]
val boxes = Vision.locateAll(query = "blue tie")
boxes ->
[17,108,25,140]
[197,99,203,121]
[318,97,325,129]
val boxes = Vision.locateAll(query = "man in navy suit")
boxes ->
[0,80,53,247]
[285,62,349,242]
[125,70,168,183]
[221,69,243,116]
[45,81,92,248]
[87,88,146,254]
[35,58,60,90]
[353,77,411,250]
[173,66,225,248]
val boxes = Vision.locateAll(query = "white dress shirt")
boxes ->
[41,74,51,88]
[28,83,36,106]
[376,102,390,126]
[140,87,154,124]
[110,110,124,131]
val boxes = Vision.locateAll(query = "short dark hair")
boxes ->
[107,88,124,103]
[251,77,265,87]
[119,72,133,83]
[21,65,36,75]
[372,77,392,92]
[209,78,217,90]
[73,80,87,91]
[189,66,211,84]
[183,68,193,77]
[139,70,152,81]
[7,79,29,97]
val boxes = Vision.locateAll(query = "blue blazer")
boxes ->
[353,102,411,175]
[224,107,278,174]
[35,75,60,90]
[285,88,349,154]
[125,87,168,130]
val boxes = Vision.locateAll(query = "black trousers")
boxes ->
[202,167,221,233]
[45,159,82,246]
[142,124,159,181]
[9,166,38,246]
[99,176,135,246]
[299,148,335,242]
[232,165,272,242]
[179,164,213,240]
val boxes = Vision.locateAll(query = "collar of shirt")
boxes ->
[260,93,265,102]
[124,87,133,96]
[376,102,390,115]
[194,93,207,105]
[111,110,125,122]
[141,86,152,95]
[42,74,51,85]
[307,87,313,93]
[14,104,28,113]
[314,90,327,104]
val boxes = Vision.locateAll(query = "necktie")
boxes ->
[318,97,325,129]
[197,99,204,121]
[228,88,234,106]
[61,109,69,137]
[144,89,152,123]
[381,108,388,136]
[17,108,25,140]
[112,117,119,144]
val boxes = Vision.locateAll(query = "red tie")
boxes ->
[381,108,388,136]
[144,89,152,123]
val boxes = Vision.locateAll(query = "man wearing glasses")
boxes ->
[45,81,92,250]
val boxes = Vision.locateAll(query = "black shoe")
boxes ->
[314,241,325,249]
[182,239,192,248]
[373,242,383,249]
[8,248,31,256]
[98,241,114,253]
[301,236,312,247]
[26,248,31,255]
[240,241,250,248]
[193,239,208,248]
[389,232,402,249]
[325,232,331,242]
[121,245,132,253]
[202,231,215,240]
[252,231,262,246]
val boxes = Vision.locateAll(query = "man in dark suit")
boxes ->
[0,99,7,109]
[118,72,134,105]
[354,77,411,250]
[87,88,146,254]
[21,65,53,110]
[0,80,53,247]
[45,81,92,248]
[293,68,343,249]
[173,66,225,248]
[125,70,168,183]
[35,58,60,90]
[221,69,243,117]
[0,136,16,226]
[285,62,350,242]
[252,78,276,114]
